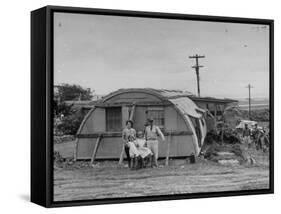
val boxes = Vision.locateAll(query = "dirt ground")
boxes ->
[54,141,270,202]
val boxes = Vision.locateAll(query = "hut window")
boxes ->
[106,107,122,132]
[146,107,165,128]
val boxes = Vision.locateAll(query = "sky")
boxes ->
[54,12,270,99]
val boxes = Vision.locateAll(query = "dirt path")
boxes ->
[54,160,269,201]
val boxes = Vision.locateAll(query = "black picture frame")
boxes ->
[31,5,274,208]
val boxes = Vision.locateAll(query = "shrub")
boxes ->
[240,109,269,122]
[56,111,85,135]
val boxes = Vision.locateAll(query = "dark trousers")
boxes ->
[124,145,131,167]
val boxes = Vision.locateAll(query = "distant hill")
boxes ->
[237,98,269,110]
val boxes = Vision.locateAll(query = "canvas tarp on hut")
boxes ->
[169,97,207,154]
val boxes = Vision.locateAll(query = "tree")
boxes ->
[53,100,74,117]
[56,84,93,101]
[56,110,85,135]
[53,84,93,135]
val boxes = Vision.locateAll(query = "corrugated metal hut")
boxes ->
[75,88,208,160]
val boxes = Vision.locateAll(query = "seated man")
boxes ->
[134,131,153,168]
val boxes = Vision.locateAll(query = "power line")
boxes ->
[189,54,205,97]
[246,84,254,119]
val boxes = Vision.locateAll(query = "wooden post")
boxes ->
[90,134,102,165]
[246,84,253,120]
[129,104,136,120]
[73,138,78,161]
[118,103,136,165]
[165,131,172,166]
[118,146,125,165]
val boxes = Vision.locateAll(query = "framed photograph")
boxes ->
[31,5,274,207]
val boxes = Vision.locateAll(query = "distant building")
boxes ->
[53,85,103,113]
[189,96,238,118]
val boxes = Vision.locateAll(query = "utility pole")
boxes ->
[189,54,205,97]
[246,84,254,120]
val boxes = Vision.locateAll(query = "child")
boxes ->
[127,135,141,169]
[135,131,153,168]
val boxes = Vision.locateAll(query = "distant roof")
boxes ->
[188,96,238,104]
[64,100,98,109]
[64,100,98,105]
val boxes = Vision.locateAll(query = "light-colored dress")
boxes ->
[128,141,140,158]
[135,138,152,158]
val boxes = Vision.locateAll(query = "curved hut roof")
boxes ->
[100,88,205,118]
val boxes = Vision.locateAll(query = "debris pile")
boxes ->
[200,131,255,165]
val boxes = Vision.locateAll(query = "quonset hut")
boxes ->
[75,88,211,160]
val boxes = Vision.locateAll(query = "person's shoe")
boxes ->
[140,158,144,169]
[130,158,135,170]
[128,160,131,168]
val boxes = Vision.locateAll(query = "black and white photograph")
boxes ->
[52,10,272,202]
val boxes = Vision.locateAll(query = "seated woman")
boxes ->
[122,120,136,168]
